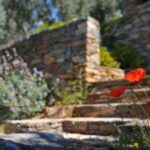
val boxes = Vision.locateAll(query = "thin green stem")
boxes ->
[130,86,150,148]
[137,83,150,125]
[130,87,150,119]
[138,83,150,101]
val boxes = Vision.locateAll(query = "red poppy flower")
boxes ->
[107,86,128,98]
[124,68,146,83]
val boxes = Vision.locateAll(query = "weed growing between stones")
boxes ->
[54,80,88,106]
[47,64,89,106]
[107,68,150,149]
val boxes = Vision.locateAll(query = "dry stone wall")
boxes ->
[1,17,100,83]
[114,0,150,67]
[1,17,124,84]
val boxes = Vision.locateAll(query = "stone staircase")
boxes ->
[43,103,150,118]
[87,75,150,104]
[4,109,150,149]
[5,117,149,135]
[3,76,150,149]
[4,117,150,149]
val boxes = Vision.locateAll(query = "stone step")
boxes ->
[87,93,122,104]
[88,75,150,91]
[0,131,149,150]
[5,118,150,136]
[86,76,150,105]
[0,132,79,150]
[62,118,150,136]
[44,103,150,119]
[0,132,119,150]
[5,119,63,134]
[60,132,118,142]
[87,88,150,104]
[87,95,150,104]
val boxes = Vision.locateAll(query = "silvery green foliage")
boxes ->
[0,0,54,48]
[0,48,48,120]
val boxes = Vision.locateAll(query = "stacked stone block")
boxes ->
[0,17,98,82]
[115,0,150,67]
[0,17,124,84]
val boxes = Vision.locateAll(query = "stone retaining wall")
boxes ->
[85,66,124,83]
[114,0,150,67]
[0,17,125,84]
[1,17,100,83]
[43,103,147,119]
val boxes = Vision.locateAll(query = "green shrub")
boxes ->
[101,15,122,49]
[0,49,49,120]
[51,66,89,106]
[55,80,88,106]
[112,42,141,69]
[100,46,120,68]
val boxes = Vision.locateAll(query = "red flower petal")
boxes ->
[107,86,128,98]
[125,68,146,83]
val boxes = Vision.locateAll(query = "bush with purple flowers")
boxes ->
[0,48,48,120]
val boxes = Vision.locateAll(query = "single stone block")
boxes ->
[43,54,56,64]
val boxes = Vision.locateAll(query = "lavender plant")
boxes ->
[0,48,48,120]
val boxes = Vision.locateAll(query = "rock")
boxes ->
[85,76,99,83]
[86,44,99,55]
[143,102,150,116]
[5,119,63,134]
[87,33,96,40]
[0,132,120,150]
[0,140,20,150]
[72,56,85,63]
[87,17,100,28]
[43,54,56,64]
[85,68,100,75]
[75,27,87,35]
[44,103,148,119]
[56,57,64,63]
[57,74,74,80]
[85,66,125,83]
[44,106,75,118]
[144,35,150,41]
[44,73,53,79]
[77,22,87,31]
[87,21,98,32]
[141,26,150,31]
[0,132,73,150]
[62,118,142,136]
[31,59,42,66]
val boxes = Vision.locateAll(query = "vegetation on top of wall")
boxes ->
[36,21,66,33]
[0,49,49,121]
[100,46,120,68]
